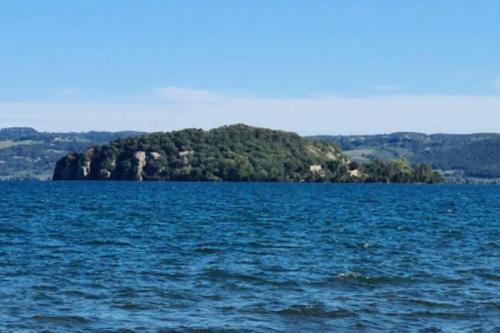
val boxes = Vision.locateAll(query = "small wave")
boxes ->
[32,284,58,292]
[31,314,90,324]
[336,272,410,284]
[402,310,475,320]
[157,328,251,333]
[113,302,142,310]
[111,329,136,333]
[408,298,457,308]
[201,268,299,287]
[477,272,500,282]
[418,327,445,333]
[336,272,365,280]
[83,239,132,247]
[481,301,500,310]
[195,246,219,254]
[0,226,26,234]
[276,304,356,318]
[305,272,367,287]
[63,288,87,296]
[203,268,267,284]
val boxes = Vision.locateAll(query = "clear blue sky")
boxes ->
[1,0,500,133]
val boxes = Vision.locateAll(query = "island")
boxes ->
[53,124,442,183]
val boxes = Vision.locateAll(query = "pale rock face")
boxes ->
[178,150,194,164]
[150,152,161,160]
[178,150,194,157]
[310,164,322,172]
[79,159,91,178]
[134,151,147,181]
[349,169,360,177]
[79,166,88,178]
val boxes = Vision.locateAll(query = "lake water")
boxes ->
[0,182,499,332]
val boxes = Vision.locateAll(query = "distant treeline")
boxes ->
[360,159,442,183]
[313,132,500,178]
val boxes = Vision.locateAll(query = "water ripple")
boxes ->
[0,182,498,332]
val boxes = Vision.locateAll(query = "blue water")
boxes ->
[0,182,499,332]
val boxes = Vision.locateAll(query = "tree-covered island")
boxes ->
[53,124,442,183]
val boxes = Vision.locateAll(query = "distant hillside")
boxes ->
[53,124,441,183]
[0,127,143,180]
[312,133,500,179]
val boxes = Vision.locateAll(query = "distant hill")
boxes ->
[312,133,500,179]
[53,124,441,183]
[0,127,143,180]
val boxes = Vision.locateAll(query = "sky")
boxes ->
[1,0,500,134]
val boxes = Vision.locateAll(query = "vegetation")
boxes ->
[313,132,500,179]
[53,124,442,183]
[361,159,443,183]
[0,127,142,180]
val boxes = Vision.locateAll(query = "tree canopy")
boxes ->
[53,124,442,183]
